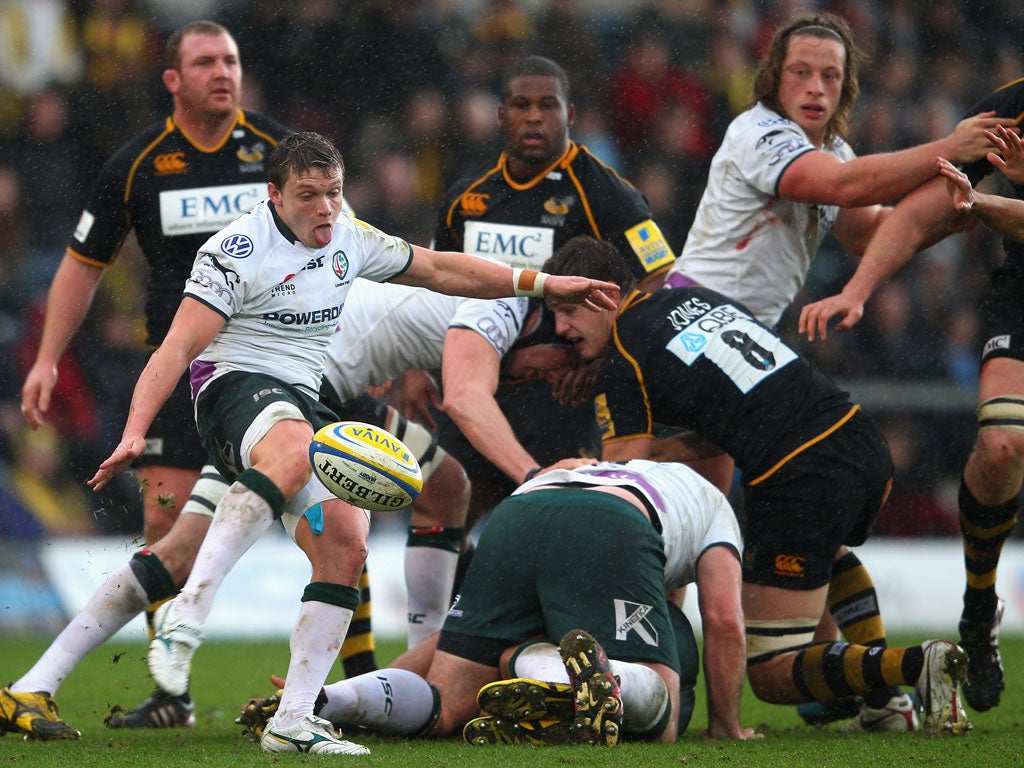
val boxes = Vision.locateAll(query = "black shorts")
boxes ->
[741,409,893,590]
[135,372,207,470]
[196,371,337,482]
[435,380,601,490]
[979,259,1024,365]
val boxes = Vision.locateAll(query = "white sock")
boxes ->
[319,668,437,735]
[174,481,274,626]
[510,640,668,734]
[14,562,150,694]
[509,641,566,681]
[404,546,458,647]
[274,601,353,728]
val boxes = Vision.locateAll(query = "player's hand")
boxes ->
[984,123,1024,184]
[946,111,1020,165]
[543,276,618,311]
[88,436,147,491]
[703,724,765,740]
[398,368,441,431]
[550,358,600,407]
[937,157,976,212]
[20,360,58,428]
[798,292,865,341]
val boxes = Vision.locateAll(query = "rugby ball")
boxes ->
[309,421,423,511]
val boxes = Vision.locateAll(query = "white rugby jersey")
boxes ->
[514,460,741,590]
[325,278,527,401]
[185,201,412,397]
[668,102,855,327]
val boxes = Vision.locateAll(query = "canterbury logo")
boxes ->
[773,554,806,576]
[153,152,187,175]
[459,193,489,216]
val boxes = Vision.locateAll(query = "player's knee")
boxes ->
[975,419,1024,477]
[745,617,817,702]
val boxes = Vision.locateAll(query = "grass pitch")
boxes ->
[1,634,1021,767]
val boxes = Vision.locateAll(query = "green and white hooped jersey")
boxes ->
[668,102,855,327]
[185,200,412,399]
[514,460,742,590]
[325,277,527,402]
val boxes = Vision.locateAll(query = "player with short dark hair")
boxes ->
[546,235,972,737]
[81,131,614,754]
[426,54,676,524]
[16,19,286,732]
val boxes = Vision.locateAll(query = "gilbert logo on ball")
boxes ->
[309,421,423,511]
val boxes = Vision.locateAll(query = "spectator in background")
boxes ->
[447,87,503,185]
[0,0,82,137]
[2,87,82,292]
[604,29,712,173]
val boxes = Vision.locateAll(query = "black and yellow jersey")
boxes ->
[435,141,675,384]
[433,141,674,285]
[595,286,854,479]
[66,109,288,346]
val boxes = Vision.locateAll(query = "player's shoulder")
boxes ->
[102,117,177,168]
[238,110,290,143]
[568,143,636,186]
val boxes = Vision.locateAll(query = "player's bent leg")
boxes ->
[405,445,468,646]
[425,650,503,737]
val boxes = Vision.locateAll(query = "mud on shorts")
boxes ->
[437,488,679,672]
[134,372,208,470]
[740,409,894,590]
[195,371,337,483]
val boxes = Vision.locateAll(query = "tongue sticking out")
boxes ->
[314,224,332,247]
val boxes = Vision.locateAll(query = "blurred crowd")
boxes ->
[2,0,1023,539]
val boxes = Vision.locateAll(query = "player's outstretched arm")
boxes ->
[798,176,968,341]
[441,328,540,485]
[399,245,617,310]
[89,298,225,491]
[696,546,763,740]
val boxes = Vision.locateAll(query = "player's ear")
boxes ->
[162,68,179,94]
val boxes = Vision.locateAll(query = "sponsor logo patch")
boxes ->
[773,554,806,578]
[153,152,187,175]
[625,220,673,271]
[459,192,489,216]
[220,234,254,258]
[983,334,1011,358]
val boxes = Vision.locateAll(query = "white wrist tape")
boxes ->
[512,268,549,297]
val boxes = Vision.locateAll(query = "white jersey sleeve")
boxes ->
[185,202,413,396]
[669,102,855,327]
[514,460,742,590]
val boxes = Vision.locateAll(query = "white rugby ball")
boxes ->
[310,421,423,511]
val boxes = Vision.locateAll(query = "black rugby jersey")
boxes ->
[596,286,853,478]
[435,141,674,383]
[434,141,673,283]
[961,78,1024,275]
[67,109,288,346]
